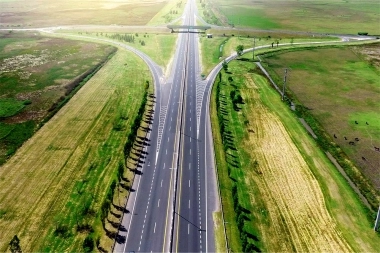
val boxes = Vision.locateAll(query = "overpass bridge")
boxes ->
[167,25,211,33]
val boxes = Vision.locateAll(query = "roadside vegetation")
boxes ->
[0,31,115,165]
[80,32,177,74]
[260,44,380,210]
[0,47,152,252]
[196,0,223,25]
[210,59,379,252]
[209,0,380,35]
[148,0,185,25]
[199,33,339,76]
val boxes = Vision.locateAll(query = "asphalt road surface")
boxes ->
[2,1,373,251]
[114,0,219,252]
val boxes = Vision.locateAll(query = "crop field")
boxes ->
[208,0,380,34]
[0,31,115,165]
[261,45,380,197]
[210,60,379,252]
[0,0,167,27]
[0,47,152,252]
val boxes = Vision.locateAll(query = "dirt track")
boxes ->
[243,76,352,252]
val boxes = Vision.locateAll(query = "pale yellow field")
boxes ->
[148,0,185,25]
[242,75,351,252]
[0,48,151,251]
[0,0,167,27]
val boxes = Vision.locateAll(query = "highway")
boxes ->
[114,0,219,251]
[110,1,378,252]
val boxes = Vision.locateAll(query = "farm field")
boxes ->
[208,0,380,35]
[0,0,167,27]
[210,60,379,252]
[261,45,380,198]
[0,31,115,165]
[0,47,152,252]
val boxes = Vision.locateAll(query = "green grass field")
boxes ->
[0,98,27,118]
[210,0,380,34]
[199,34,339,76]
[0,47,152,252]
[210,59,379,252]
[0,31,115,165]
[261,44,380,198]
[78,32,177,74]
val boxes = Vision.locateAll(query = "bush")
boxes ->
[54,224,71,238]
[83,235,94,252]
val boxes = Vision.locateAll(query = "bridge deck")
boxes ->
[167,25,211,30]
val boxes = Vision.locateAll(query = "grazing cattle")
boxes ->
[362,156,366,161]
[349,141,355,145]
[334,134,337,138]
[375,147,380,151]
[355,121,358,124]
[344,136,347,140]
[355,137,359,141]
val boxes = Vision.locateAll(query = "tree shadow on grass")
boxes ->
[119,182,135,192]
[112,203,129,213]
[110,210,121,219]
[107,218,120,229]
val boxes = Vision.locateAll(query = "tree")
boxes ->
[83,235,94,252]
[222,60,228,72]
[9,235,22,253]
[236,45,244,56]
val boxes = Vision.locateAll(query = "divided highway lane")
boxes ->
[115,28,191,252]
[173,0,217,251]
[117,0,220,251]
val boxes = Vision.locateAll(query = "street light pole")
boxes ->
[253,37,256,61]
[224,221,230,253]
[282,68,288,101]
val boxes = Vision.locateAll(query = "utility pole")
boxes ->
[253,37,256,61]
[282,68,288,101]
[224,221,230,253]
[375,205,380,231]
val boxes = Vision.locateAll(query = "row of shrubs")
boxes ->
[232,185,261,253]
[94,80,150,252]
[123,81,149,158]
[215,71,262,252]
